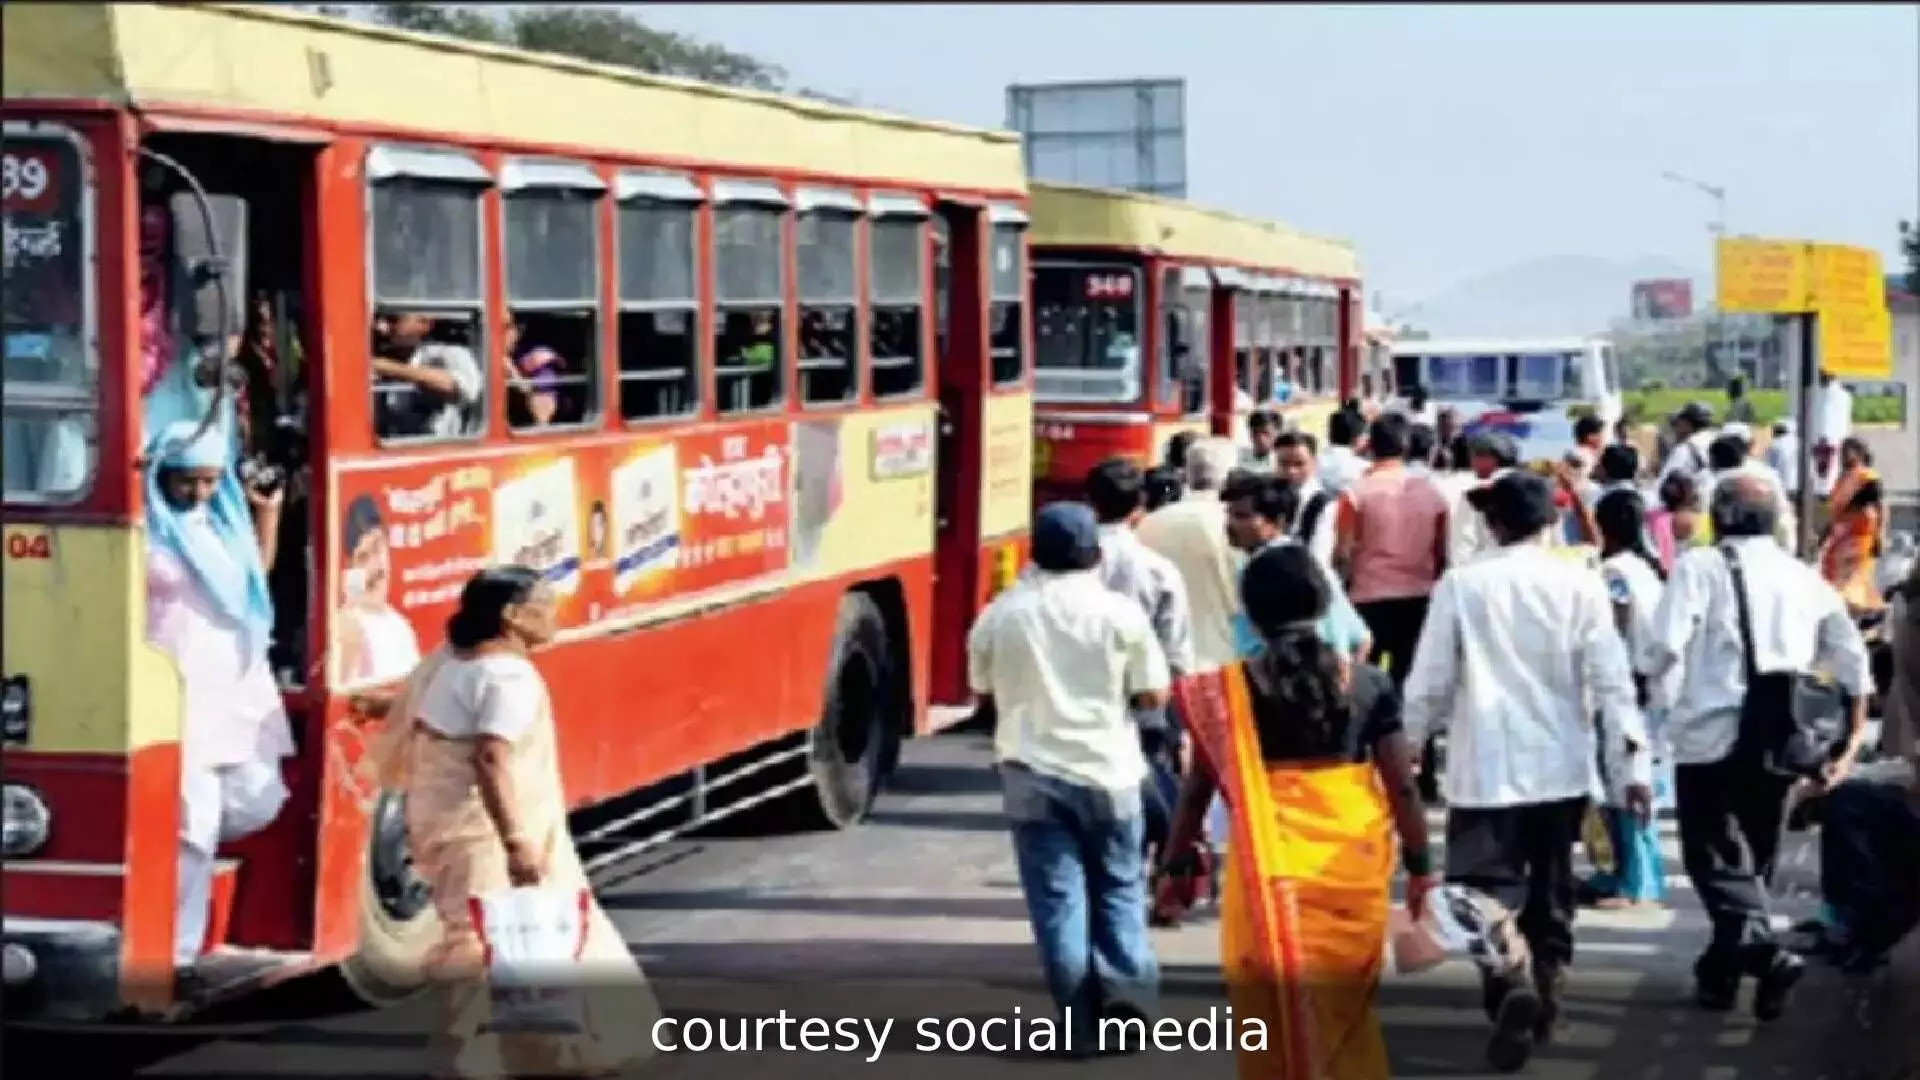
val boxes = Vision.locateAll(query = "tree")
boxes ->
[362,3,787,93]
[1900,219,1920,294]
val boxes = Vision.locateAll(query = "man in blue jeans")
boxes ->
[968,502,1171,1054]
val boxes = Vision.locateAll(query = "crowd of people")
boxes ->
[964,390,1920,1076]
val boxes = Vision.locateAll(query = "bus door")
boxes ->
[929,200,982,706]
[134,128,331,959]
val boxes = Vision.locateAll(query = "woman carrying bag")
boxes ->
[1157,544,1435,1080]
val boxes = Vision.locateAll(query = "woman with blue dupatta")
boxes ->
[143,417,293,990]
[1158,545,1436,1080]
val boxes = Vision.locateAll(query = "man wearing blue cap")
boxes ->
[968,501,1171,1052]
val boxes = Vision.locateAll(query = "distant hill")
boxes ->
[1412,254,1703,338]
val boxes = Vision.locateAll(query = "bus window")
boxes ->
[1393,352,1422,393]
[614,171,702,423]
[987,208,1027,386]
[1513,353,1566,401]
[1033,262,1142,399]
[868,197,927,401]
[501,160,603,431]
[1600,343,1621,397]
[3,121,97,503]
[366,146,490,444]
[712,181,787,415]
[795,188,859,406]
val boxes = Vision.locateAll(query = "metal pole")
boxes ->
[1793,313,1819,559]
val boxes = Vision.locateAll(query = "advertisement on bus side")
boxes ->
[327,406,942,690]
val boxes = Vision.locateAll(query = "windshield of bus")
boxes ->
[1033,262,1142,400]
[4,123,96,503]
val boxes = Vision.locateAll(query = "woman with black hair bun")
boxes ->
[1155,544,1434,1080]
[368,565,658,1077]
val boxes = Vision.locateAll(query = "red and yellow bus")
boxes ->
[1,2,1031,1019]
[1025,182,1363,503]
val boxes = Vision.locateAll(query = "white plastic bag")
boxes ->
[1385,884,1529,978]
[469,885,593,1035]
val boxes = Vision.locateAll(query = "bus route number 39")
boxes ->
[2,147,59,213]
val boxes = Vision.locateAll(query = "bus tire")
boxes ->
[799,592,898,830]
[338,790,440,1006]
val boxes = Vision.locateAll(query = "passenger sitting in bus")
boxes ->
[735,309,778,369]
[372,311,483,439]
[143,419,295,990]
[503,320,562,428]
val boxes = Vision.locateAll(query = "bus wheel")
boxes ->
[800,593,898,830]
[339,790,440,1006]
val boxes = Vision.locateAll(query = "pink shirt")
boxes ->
[147,541,292,772]
[1337,463,1450,604]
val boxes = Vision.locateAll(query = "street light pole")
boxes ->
[1659,170,1732,387]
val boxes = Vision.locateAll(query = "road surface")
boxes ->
[38,733,1912,1078]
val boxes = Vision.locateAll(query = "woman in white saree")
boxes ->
[371,565,658,1079]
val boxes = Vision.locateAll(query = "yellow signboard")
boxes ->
[1717,237,1810,314]
[1716,237,1892,379]
[1817,303,1894,380]
[1808,243,1886,310]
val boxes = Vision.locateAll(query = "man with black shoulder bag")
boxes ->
[1637,475,1872,1021]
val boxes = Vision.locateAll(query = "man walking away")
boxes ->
[1448,432,1522,568]
[1318,409,1366,494]
[1085,459,1194,864]
[968,502,1169,1050]
[1636,474,1871,1020]
[1137,437,1245,676]
[1407,423,1440,475]
[1241,409,1280,474]
[1402,472,1652,1071]
[1725,375,1758,425]
[1659,402,1716,487]
[1335,414,1450,692]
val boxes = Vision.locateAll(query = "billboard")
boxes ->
[1630,278,1694,321]
[1005,78,1187,197]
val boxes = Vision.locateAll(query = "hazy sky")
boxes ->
[636,3,1919,310]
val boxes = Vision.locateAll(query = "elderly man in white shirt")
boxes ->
[1705,431,1797,549]
[1137,436,1244,674]
[1635,473,1872,1022]
[1402,471,1652,1072]
[968,501,1170,1047]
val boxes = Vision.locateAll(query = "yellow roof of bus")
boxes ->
[1027,181,1360,284]
[0,3,1028,194]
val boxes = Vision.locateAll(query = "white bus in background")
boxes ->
[1390,337,1624,462]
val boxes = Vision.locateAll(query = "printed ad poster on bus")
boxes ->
[327,407,945,690]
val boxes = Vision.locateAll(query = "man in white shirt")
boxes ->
[1659,401,1716,487]
[1273,430,1338,569]
[1636,474,1872,1021]
[1706,432,1796,549]
[1086,459,1194,858]
[1316,409,1366,494]
[1762,419,1800,499]
[1402,471,1652,1071]
[968,502,1170,1046]
[1812,371,1853,496]
[1239,409,1281,474]
[1137,437,1244,674]
[1447,432,1522,568]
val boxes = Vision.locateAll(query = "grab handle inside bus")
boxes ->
[138,147,248,456]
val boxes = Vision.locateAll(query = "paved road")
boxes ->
[76,734,1909,1078]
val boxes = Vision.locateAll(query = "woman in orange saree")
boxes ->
[1820,437,1886,615]
[1159,545,1436,1080]
[370,566,659,1079]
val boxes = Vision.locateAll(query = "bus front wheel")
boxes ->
[338,790,440,1006]
[798,592,899,830]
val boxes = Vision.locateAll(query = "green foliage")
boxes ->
[1622,387,1905,427]
[362,3,787,92]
